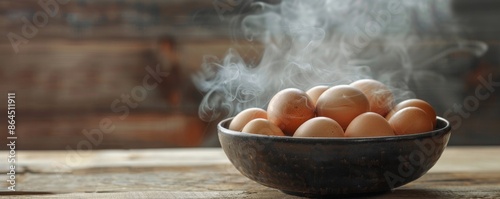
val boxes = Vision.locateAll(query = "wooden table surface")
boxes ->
[1,147,499,198]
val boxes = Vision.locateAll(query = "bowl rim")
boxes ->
[218,116,451,143]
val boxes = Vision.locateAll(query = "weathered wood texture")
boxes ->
[0,147,499,198]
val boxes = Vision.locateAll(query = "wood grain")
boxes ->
[0,147,499,198]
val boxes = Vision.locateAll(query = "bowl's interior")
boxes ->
[218,117,451,196]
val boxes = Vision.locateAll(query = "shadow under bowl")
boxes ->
[218,117,451,197]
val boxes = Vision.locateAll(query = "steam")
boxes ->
[193,0,487,122]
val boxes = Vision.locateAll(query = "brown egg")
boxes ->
[350,79,394,116]
[293,117,344,138]
[229,108,267,131]
[388,107,433,135]
[316,85,370,130]
[306,85,329,106]
[345,112,395,137]
[241,118,285,136]
[267,88,315,136]
[386,99,437,127]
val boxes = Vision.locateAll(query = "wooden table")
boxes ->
[1,147,499,198]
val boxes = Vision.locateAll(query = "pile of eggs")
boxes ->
[229,79,437,138]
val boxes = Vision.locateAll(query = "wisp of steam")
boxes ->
[193,0,487,122]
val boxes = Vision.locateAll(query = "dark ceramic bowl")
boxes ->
[218,117,451,197]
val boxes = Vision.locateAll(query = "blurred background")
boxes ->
[0,0,498,150]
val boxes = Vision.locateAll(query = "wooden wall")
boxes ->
[0,0,498,149]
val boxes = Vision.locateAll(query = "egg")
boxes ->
[229,108,268,131]
[386,99,437,127]
[293,117,344,138]
[267,88,315,136]
[306,85,329,106]
[350,79,394,116]
[316,85,370,130]
[345,112,395,137]
[241,118,285,136]
[388,107,434,135]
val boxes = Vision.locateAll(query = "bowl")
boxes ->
[218,117,451,197]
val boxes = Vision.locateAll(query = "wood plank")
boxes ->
[0,147,499,198]
[1,147,499,173]
[0,191,301,199]
[2,171,500,198]
[430,147,500,173]
[0,148,230,173]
